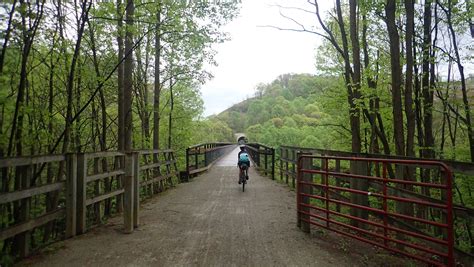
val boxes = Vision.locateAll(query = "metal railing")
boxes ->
[185,143,235,179]
[297,154,454,266]
[279,146,474,264]
[245,143,275,179]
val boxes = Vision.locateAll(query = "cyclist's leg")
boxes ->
[238,166,242,184]
[246,163,249,180]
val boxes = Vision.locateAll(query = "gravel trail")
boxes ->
[20,148,357,267]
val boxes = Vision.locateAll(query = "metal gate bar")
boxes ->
[297,155,454,266]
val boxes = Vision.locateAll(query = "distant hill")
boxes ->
[211,73,348,150]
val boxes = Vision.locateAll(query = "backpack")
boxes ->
[239,152,250,162]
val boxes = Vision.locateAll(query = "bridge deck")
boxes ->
[21,148,357,266]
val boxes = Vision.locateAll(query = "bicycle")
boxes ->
[239,165,249,192]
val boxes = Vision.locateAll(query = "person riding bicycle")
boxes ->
[237,145,250,184]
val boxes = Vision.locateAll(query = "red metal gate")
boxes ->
[296,154,454,266]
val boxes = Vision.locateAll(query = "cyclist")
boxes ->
[237,145,250,184]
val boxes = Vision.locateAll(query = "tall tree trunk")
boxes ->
[88,19,111,214]
[117,0,125,151]
[123,0,134,151]
[413,42,424,158]
[143,31,151,147]
[7,0,44,157]
[334,0,361,154]
[385,0,405,157]
[10,0,45,256]
[422,0,435,161]
[168,79,174,149]
[153,5,162,151]
[62,0,91,155]
[348,0,367,225]
[386,0,411,228]
[43,28,59,243]
[405,0,416,159]
[443,0,474,162]
[0,0,17,74]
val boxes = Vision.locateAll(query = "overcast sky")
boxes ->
[199,0,474,117]
[200,0,332,116]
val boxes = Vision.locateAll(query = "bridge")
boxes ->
[1,142,474,266]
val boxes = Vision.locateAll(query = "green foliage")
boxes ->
[213,73,352,151]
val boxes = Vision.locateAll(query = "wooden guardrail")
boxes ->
[185,143,235,180]
[246,143,275,180]
[0,149,178,262]
[136,149,178,199]
[0,154,71,259]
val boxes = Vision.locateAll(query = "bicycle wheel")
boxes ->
[240,168,246,192]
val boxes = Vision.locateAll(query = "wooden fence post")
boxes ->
[279,147,283,181]
[76,153,86,235]
[17,164,32,257]
[264,148,268,176]
[271,148,275,180]
[65,153,77,238]
[133,152,139,228]
[123,152,134,233]
[291,149,296,188]
[297,152,312,233]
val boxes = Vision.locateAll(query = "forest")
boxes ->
[211,0,474,254]
[0,0,237,163]
[0,0,474,263]
[0,0,237,263]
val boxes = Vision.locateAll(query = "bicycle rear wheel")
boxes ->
[240,168,247,192]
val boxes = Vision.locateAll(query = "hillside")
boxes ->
[212,73,351,150]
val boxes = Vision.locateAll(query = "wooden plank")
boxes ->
[19,165,32,257]
[280,158,297,164]
[139,161,176,171]
[140,172,176,186]
[0,154,65,168]
[140,162,163,171]
[85,151,125,160]
[86,170,125,183]
[0,208,64,241]
[76,153,86,235]
[85,188,125,206]
[0,182,64,204]
[133,152,139,228]
[189,165,210,175]
[137,149,173,155]
[123,153,134,234]
[65,153,77,238]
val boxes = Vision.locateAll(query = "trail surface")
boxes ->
[21,148,360,266]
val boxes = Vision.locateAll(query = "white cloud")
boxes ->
[201,0,333,116]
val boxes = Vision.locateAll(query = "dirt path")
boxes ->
[20,148,362,266]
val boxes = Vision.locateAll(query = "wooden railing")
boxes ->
[0,154,70,258]
[185,143,235,179]
[279,145,474,264]
[246,143,275,180]
[136,149,178,199]
[0,149,178,261]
